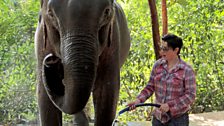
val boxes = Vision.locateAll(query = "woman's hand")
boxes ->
[127,99,141,110]
[159,103,170,113]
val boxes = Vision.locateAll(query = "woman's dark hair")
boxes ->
[162,33,183,55]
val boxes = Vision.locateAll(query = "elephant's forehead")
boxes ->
[49,0,111,10]
[48,0,112,18]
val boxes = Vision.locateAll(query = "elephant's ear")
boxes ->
[98,6,115,48]
[108,17,114,47]
[98,18,114,48]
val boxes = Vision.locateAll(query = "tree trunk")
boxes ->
[162,0,168,35]
[148,0,161,60]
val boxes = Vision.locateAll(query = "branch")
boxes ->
[162,0,168,35]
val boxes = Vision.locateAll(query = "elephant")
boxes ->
[34,0,130,125]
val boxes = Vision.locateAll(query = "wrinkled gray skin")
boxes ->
[34,0,130,125]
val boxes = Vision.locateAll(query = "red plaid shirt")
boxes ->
[137,58,196,123]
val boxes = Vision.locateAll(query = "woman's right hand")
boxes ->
[127,99,141,111]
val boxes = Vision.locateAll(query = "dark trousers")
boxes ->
[152,113,189,126]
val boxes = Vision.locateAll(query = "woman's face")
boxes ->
[160,41,179,61]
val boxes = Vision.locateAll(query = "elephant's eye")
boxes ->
[103,7,112,22]
[46,8,59,30]
[99,7,113,27]
[103,7,112,21]
[47,9,54,18]
[104,8,111,16]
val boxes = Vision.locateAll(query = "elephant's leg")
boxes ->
[37,82,62,126]
[73,110,89,126]
[93,56,120,126]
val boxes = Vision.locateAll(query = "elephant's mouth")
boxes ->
[42,50,97,114]
[43,53,65,96]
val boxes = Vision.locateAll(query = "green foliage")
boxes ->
[0,0,39,124]
[0,0,223,124]
[168,0,224,112]
[117,0,156,122]
[117,0,224,122]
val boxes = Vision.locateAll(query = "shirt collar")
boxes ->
[161,58,185,72]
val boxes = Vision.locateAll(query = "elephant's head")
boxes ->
[39,0,115,114]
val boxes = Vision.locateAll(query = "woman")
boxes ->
[128,33,196,126]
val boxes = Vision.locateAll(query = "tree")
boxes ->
[0,0,39,124]
[148,0,161,60]
[161,0,168,35]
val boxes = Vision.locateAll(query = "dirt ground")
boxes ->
[120,111,224,126]
[1,111,223,126]
[189,111,224,126]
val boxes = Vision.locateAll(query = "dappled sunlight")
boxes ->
[189,111,224,126]
[113,111,224,126]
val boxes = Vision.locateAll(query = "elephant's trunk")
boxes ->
[42,33,98,114]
